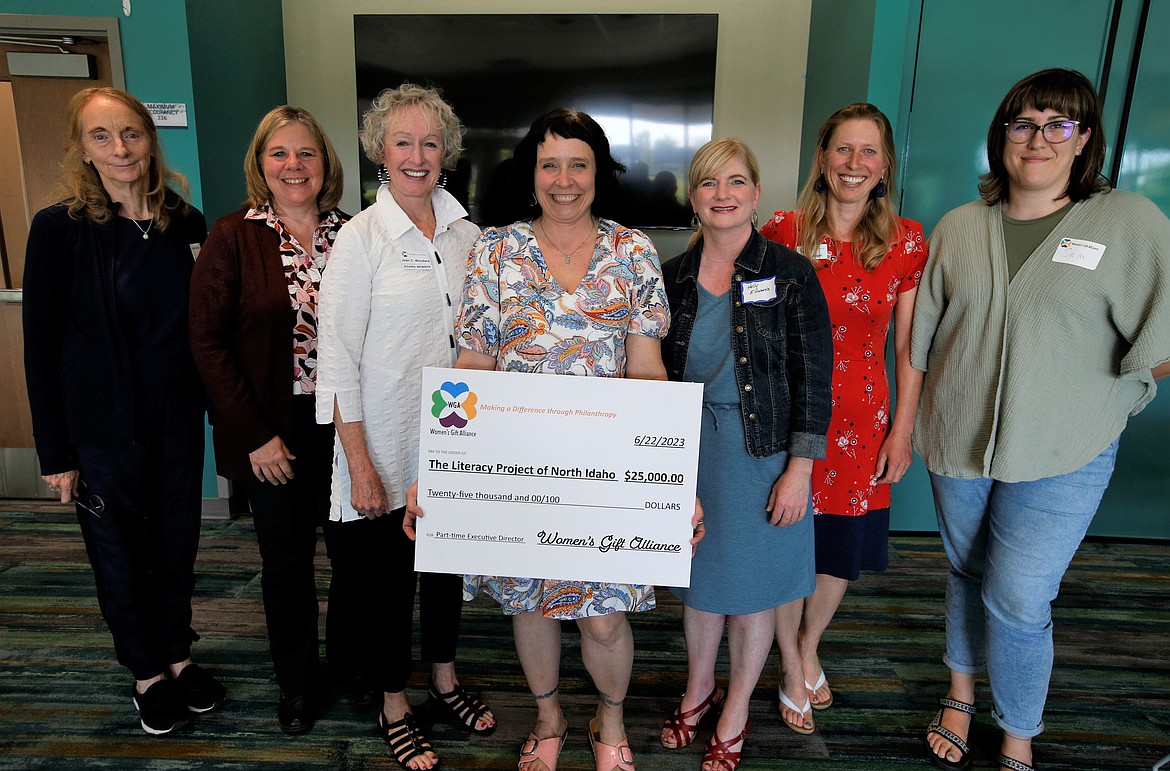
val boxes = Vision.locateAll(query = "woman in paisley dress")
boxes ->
[190,106,346,735]
[406,108,702,771]
[760,103,927,725]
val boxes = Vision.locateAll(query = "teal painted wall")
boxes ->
[1095,0,1170,538]
[185,0,286,225]
[805,0,1169,537]
[798,0,876,187]
[2,0,203,207]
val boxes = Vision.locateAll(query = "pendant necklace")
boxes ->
[129,216,153,240]
[537,218,597,264]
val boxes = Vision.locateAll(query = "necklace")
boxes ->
[702,252,736,263]
[537,217,597,264]
[128,216,153,240]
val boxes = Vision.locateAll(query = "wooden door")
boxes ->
[0,37,113,290]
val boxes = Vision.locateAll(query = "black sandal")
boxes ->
[999,755,1035,771]
[924,697,976,771]
[378,711,438,770]
[426,677,496,736]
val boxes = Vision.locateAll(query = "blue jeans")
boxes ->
[929,439,1118,739]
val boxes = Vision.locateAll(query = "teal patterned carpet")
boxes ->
[0,503,1167,770]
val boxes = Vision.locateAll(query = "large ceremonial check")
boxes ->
[415,367,703,586]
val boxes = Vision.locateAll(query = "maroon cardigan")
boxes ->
[188,208,341,482]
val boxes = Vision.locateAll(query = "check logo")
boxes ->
[431,381,478,428]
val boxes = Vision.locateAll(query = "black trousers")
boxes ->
[242,395,334,697]
[74,384,205,681]
[325,508,462,693]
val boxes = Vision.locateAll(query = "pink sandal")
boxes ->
[588,716,635,771]
[518,727,568,770]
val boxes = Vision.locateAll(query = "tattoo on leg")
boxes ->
[533,686,559,701]
[598,691,625,708]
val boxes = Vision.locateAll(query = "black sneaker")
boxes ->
[174,664,226,713]
[132,679,188,735]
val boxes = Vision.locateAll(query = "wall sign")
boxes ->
[145,102,187,128]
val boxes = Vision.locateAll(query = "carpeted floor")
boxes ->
[0,502,1166,770]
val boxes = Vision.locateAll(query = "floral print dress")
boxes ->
[456,218,669,618]
[761,211,927,517]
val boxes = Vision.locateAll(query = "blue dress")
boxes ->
[671,284,815,614]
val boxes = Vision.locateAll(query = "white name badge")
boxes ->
[189,243,201,261]
[1052,237,1105,270]
[415,367,702,586]
[741,277,777,304]
[400,250,431,271]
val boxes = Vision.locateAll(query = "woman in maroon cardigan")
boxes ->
[189,106,346,735]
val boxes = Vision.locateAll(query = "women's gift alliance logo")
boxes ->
[431,381,478,428]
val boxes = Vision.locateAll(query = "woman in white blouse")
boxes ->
[315,83,495,771]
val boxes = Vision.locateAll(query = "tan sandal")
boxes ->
[804,669,833,710]
[778,690,815,735]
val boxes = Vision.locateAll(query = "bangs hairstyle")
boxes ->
[686,137,761,250]
[979,68,1108,205]
[795,102,900,272]
[512,108,626,219]
[244,105,344,213]
[58,87,190,230]
[360,83,464,170]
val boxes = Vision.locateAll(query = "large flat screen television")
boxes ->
[354,14,718,229]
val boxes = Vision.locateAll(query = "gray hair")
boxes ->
[359,83,464,169]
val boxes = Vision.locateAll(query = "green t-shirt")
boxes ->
[1001,200,1075,281]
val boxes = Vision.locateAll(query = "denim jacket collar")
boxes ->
[676,229,769,283]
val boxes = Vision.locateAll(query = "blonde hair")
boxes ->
[359,83,464,170]
[243,106,344,213]
[686,137,761,250]
[57,87,189,230]
[795,103,901,271]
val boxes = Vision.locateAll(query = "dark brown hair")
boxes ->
[979,68,1108,205]
[511,108,625,219]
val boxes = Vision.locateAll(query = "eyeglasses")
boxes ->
[75,479,106,519]
[1003,120,1081,145]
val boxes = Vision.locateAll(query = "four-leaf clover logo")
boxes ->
[431,381,478,428]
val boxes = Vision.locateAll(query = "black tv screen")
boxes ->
[354,14,718,229]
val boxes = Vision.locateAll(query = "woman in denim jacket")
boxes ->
[659,138,832,770]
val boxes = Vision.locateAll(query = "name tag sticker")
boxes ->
[741,277,777,304]
[189,243,201,261]
[400,250,431,271]
[1052,237,1105,270]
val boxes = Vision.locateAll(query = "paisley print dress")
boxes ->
[457,218,669,618]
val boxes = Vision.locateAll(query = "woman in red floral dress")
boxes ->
[760,103,927,731]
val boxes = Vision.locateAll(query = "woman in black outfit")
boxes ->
[23,87,224,736]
